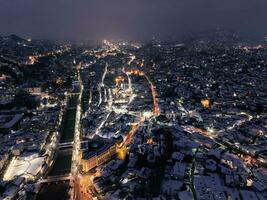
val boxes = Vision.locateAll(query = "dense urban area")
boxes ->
[0,32,267,200]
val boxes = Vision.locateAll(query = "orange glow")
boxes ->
[257,130,264,138]
[26,46,70,65]
[115,75,125,86]
[117,145,128,160]
[115,67,160,156]
[140,60,144,67]
[201,99,211,108]
[222,160,237,170]
[27,56,38,65]
[125,69,144,76]
[146,138,156,145]
[75,172,100,200]
[93,40,119,58]
[184,126,213,138]
[239,154,257,167]
[117,120,144,159]
[56,77,64,85]
[124,122,139,146]
[148,79,160,116]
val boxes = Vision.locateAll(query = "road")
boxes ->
[71,63,83,199]
[73,40,162,199]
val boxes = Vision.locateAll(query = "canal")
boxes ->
[36,94,78,199]
[48,150,72,176]
[36,181,70,200]
[60,95,78,143]
[48,94,78,176]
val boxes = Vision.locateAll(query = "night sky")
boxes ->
[0,0,267,40]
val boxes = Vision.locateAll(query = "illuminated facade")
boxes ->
[79,136,122,172]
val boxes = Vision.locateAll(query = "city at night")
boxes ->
[0,1,267,200]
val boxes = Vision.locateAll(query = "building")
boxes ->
[79,136,123,172]
[26,87,42,95]
[0,153,8,171]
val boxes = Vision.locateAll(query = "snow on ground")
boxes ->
[3,153,45,181]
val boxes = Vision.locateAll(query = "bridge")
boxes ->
[58,141,74,149]
[39,174,72,184]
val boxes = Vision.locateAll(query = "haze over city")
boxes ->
[1,0,267,40]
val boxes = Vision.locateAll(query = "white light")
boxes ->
[121,178,129,184]
[143,111,153,119]
[207,127,214,133]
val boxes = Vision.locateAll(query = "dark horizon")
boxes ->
[1,0,267,41]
